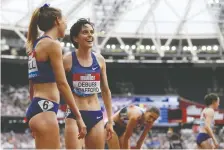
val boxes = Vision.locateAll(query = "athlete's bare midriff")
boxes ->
[71,93,101,110]
[199,127,208,133]
[33,83,60,103]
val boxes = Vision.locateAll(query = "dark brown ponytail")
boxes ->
[26,8,40,53]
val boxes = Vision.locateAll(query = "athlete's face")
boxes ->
[144,111,159,125]
[57,15,67,38]
[213,98,220,109]
[76,24,94,49]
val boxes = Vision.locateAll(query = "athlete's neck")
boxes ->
[44,29,59,40]
[208,105,215,110]
[76,47,92,59]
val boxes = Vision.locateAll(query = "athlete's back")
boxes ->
[199,107,214,133]
[25,5,86,149]
[196,93,220,149]
[29,37,60,101]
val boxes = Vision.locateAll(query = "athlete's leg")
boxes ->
[85,120,105,149]
[197,144,202,149]
[119,133,130,149]
[64,118,83,149]
[29,111,60,149]
[106,129,120,149]
[200,139,213,149]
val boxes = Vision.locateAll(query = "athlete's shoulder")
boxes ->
[93,51,105,62]
[204,108,215,116]
[63,51,73,72]
[41,38,59,46]
[63,51,72,60]
[206,107,215,113]
[43,39,61,53]
[129,105,143,119]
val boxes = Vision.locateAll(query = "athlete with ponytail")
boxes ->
[26,4,86,149]
[196,93,220,149]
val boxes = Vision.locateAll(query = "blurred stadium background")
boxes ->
[1,0,224,149]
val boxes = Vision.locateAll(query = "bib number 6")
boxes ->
[43,100,49,110]
[38,100,54,111]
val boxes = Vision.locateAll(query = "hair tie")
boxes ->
[40,3,50,11]
[41,3,50,8]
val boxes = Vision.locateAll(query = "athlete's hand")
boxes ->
[214,141,219,149]
[106,122,114,141]
[76,118,87,139]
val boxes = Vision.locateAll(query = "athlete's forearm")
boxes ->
[123,138,130,149]
[57,82,82,119]
[136,135,147,148]
[136,126,152,148]
[136,136,146,148]
[136,142,143,149]
[102,90,113,122]
[205,125,217,143]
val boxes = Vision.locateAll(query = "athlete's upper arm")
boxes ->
[124,117,137,139]
[96,53,110,91]
[136,124,152,148]
[63,52,72,73]
[47,41,67,84]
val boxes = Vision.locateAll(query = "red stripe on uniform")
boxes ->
[73,73,100,81]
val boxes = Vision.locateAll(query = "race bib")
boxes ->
[73,73,101,94]
[38,100,54,111]
[28,52,39,79]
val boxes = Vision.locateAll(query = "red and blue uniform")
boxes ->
[66,51,103,133]
[26,35,59,122]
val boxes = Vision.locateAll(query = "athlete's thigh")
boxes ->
[200,139,213,149]
[119,133,125,148]
[106,129,120,149]
[197,144,202,149]
[64,118,83,149]
[29,111,60,149]
[85,120,105,149]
